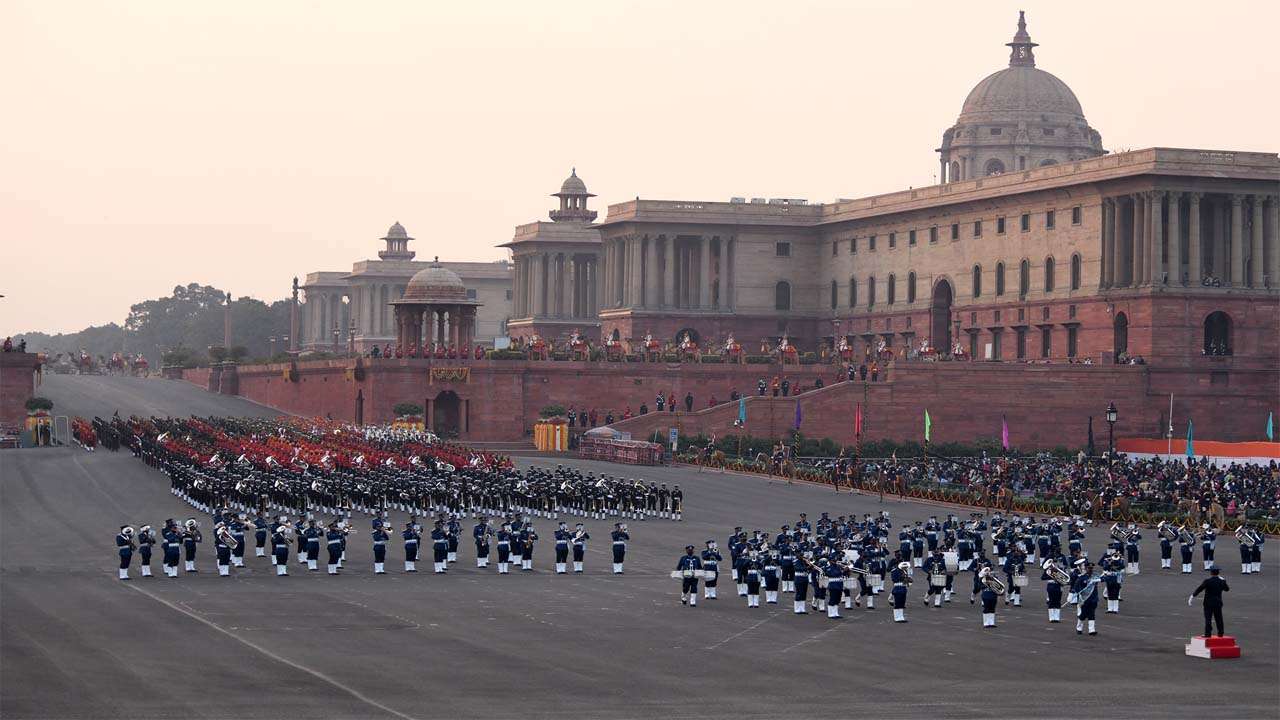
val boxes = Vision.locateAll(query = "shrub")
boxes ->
[540,405,567,418]
[207,345,227,363]
[487,349,526,360]
[799,352,818,365]
[699,354,723,364]
[25,397,53,412]
[745,355,773,365]
[393,402,423,417]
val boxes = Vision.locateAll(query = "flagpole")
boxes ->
[1167,393,1174,459]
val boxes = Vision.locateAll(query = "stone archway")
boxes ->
[432,390,461,438]
[1203,311,1232,356]
[1113,312,1128,357]
[931,279,954,350]
[674,327,701,345]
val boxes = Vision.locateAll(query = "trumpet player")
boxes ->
[571,523,589,573]
[978,567,999,628]
[610,522,629,574]
[372,520,389,574]
[518,522,538,571]
[1180,530,1196,573]
[701,540,722,599]
[137,524,155,578]
[115,526,135,580]
[1124,523,1141,574]
[326,521,344,575]
[890,561,910,623]
[676,545,702,606]
[473,516,492,569]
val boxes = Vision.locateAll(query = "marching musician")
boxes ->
[431,520,449,574]
[496,522,513,574]
[670,484,683,521]
[445,515,461,564]
[473,516,492,569]
[372,521,389,574]
[890,561,910,623]
[1179,529,1196,574]
[978,567,999,628]
[1101,549,1123,614]
[325,521,344,575]
[230,514,247,568]
[1041,557,1064,623]
[1067,522,1085,557]
[824,555,846,619]
[1200,524,1216,570]
[1072,558,1099,635]
[181,519,201,573]
[402,520,420,572]
[571,523,589,573]
[969,556,990,605]
[778,533,796,593]
[137,525,155,578]
[1160,528,1174,570]
[304,519,322,572]
[762,550,781,604]
[253,512,269,559]
[519,522,538,571]
[810,556,827,613]
[701,540,722,599]
[162,519,181,578]
[1002,547,1027,607]
[791,550,810,613]
[676,545,702,606]
[851,550,873,609]
[610,523,629,574]
[741,550,763,608]
[923,550,947,608]
[294,517,307,567]
[1238,529,1253,575]
[271,522,291,575]
[116,526,135,581]
[1124,523,1141,575]
[213,522,233,577]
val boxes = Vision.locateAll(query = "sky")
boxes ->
[3,0,1277,334]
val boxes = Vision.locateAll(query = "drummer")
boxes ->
[922,549,948,608]
[675,545,703,606]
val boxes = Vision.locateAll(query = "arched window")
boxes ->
[972,264,982,298]
[1203,311,1232,356]
[1113,313,1128,357]
[950,161,960,182]
[907,272,917,303]
[868,276,876,308]
[775,281,791,311]
[1019,259,1030,297]
[984,159,1006,176]
[849,277,857,308]
[1038,158,1058,167]
[887,274,896,305]
[830,280,838,309]
[1070,254,1082,290]
[1044,256,1056,292]
[995,262,1005,296]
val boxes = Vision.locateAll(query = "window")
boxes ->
[990,127,1002,135]
[1203,311,1232,355]
[1067,327,1078,358]
[868,276,876,308]
[950,223,959,240]
[889,232,897,248]
[1046,210,1056,229]
[997,217,1006,234]
[887,274,896,305]
[1071,206,1082,225]
[505,289,513,301]
[995,263,1006,296]
[992,330,1002,359]
[775,242,791,257]
[972,265,982,298]
[466,289,478,300]
[1020,213,1030,232]
[1016,328,1027,359]
[907,272,917,303]
[994,309,1001,323]
[869,235,877,251]
[929,226,938,243]
[774,281,791,310]
[1041,327,1052,358]
[1070,254,1081,290]
[1043,128,1055,136]
[849,277,857,307]
[1019,259,1030,297]
[1069,304,1077,319]
[973,220,982,237]
[830,280,838,309]
[1044,256,1056,292]
[832,240,838,256]
[851,238,857,254]
[909,229,917,246]
[984,159,1006,176]
[1042,306,1051,321]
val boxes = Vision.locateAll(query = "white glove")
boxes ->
[1187,595,1194,606]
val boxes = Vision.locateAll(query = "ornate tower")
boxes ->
[549,168,597,223]
[378,221,416,261]
[1006,10,1037,67]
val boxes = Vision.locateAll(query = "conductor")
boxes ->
[1188,567,1230,637]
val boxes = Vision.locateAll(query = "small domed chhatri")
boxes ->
[938,11,1105,182]
[400,257,469,304]
[390,256,481,355]
[549,168,598,223]
[378,221,416,261]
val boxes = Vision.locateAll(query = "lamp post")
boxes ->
[281,335,289,357]
[269,335,277,358]
[348,318,357,358]
[332,323,340,354]
[1105,401,1118,457]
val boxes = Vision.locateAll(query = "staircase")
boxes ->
[1184,635,1241,659]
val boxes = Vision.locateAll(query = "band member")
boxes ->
[326,521,343,575]
[762,551,781,604]
[1124,523,1141,574]
[610,523,629,574]
[137,525,155,577]
[1201,525,1216,570]
[743,551,762,608]
[792,552,810,613]
[554,522,571,574]
[445,515,460,564]
[978,567,999,628]
[670,485,683,521]
[213,522,233,577]
[890,561,910,623]
[701,540,722,599]
[778,537,796,593]
[230,514,247,568]
[161,520,181,578]
[473,516,492,568]
[1102,550,1124,613]
[272,522,291,575]
[676,545,702,606]
[181,519,201,573]
[571,523,589,573]
[1180,531,1195,573]
[431,520,449,574]
[1073,559,1099,635]
[116,526,135,580]
[402,521,420,572]
[519,522,537,571]
[1189,567,1230,637]
[372,521,389,574]
[1041,558,1064,622]
[923,550,946,608]
[253,512,269,558]
[1160,529,1173,569]
[304,519,321,572]
[1003,548,1026,607]
[496,522,513,574]
[825,557,846,619]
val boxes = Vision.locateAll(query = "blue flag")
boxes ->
[1268,412,1274,442]
[1185,419,1194,458]
[737,397,747,426]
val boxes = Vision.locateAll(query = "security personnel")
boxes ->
[253,512,269,558]
[431,520,449,574]
[1041,557,1064,623]
[676,545,702,606]
[325,522,344,575]
[496,522,513,574]
[571,523,589,573]
[978,567,999,628]
[272,523,290,575]
[890,561,910,623]
[610,523,629,574]
[116,526,135,580]
[553,522,571,574]
[137,525,155,578]
[402,521,420,572]
[161,520,181,578]
[473,517,492,569]
[371,521,389,574]
[1189,567,1230,637]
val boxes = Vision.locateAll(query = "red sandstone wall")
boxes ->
[0,353,40,428]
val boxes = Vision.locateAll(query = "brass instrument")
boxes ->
[1108,523,1127,543]
[979,567,1007,595]
[1042,559,1071,586]
[1156,521,1179,542]
[216,524,239,550]
[1234,525,1261,547]
[1176,524,1196,545]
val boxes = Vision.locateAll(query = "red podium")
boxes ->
[1185,635,1241,659]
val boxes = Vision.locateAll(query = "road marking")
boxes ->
[123,582,419,720]
[703,613,778,650]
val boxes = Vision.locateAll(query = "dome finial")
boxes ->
[1006,10,1038,68]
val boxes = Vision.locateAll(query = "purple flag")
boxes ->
[1001,414,1009,450]
[794,401,803,430]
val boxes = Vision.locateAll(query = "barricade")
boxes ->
[578,437,663,465]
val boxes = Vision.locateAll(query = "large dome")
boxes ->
[960,66,1084,120]
[399,259,469,304]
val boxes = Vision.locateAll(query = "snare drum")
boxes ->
[943,551,959,574]
[1013,575,1029,587]
[929,573,947,587]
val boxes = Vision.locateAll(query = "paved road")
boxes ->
[37,373,281,420]
[2,378,1276,718]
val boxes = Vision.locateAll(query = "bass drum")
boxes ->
[943,550,960,574]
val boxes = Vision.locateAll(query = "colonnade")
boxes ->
[513,252,599,319]
[393,305,477,353]
[599,234,735,311]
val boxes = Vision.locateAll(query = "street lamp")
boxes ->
[269,335,277,358]
[332,323,340,354]
[1105,401,1118,457]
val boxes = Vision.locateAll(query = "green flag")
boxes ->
[924,409,932,443]
[1185,419,1194,458]
[1268,411,1274,442]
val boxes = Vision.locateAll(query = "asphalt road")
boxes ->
[37,373,281,420]
[2,377,1277,719]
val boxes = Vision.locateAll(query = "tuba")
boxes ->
[979,567,1007,595]
[1234,525,1259,548]
[1176,524,1196,545]
[1042,559,1071,586]
[1108,523,1127,543]
[1157,521,1179,542]
[216,524,239,549]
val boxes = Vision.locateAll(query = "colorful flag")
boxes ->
[854,403,863,438]
[737,397,746,427]
[924,409,932,443]
[1185,419,1194,458]
[1001,415,1009,451]
[1268,412,1275,442]
[794,401,803,430]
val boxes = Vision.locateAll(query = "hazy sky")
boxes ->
[3,1,1277,334]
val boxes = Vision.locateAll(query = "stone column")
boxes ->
[1130,194,1143,287]
[531,253,544,316]
[699,236,713,308]
[1187,193,1202,285]
[450,308,461,349]
[645,237,659,310]
[665,237,678,308]
[1149,190,1164,286]
[726,237,736,310]
[1270,196,1280,287]
[1230,195,1244,286]
[1167,191,1181,286]
[1250,195,1264,287]
[631,236,642,307]
[1101,198,1114,288]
